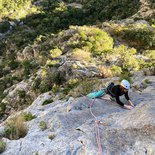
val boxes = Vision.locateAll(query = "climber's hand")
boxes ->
[124,104,133,110]
[95,120,100,124]
[127,100,135,107]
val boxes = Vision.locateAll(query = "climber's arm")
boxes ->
[125,92,135,107]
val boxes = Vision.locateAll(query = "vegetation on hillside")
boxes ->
[0,0,155,123]
[113,23,155,49]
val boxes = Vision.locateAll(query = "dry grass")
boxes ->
[4,115,28,140]
[98,66,113,78]
[71,48,91,62]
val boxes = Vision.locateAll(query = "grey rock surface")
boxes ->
[1,76,155,155]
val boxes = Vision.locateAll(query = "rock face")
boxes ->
[0,76,155,155]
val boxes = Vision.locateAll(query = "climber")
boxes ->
[102,79,135,110]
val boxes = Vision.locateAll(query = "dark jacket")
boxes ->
[107,85,130,106]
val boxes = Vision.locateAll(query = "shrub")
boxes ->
[23,112,36,121]
[53,71,66,85]
[98,66,113,78]
[63,78,79,95]
[0,21,10,33]
[48,133,56,140]
[150,0,155,9]
[2,67,10,76]
[21,60,38,76]
[39,121,47,131]
[38,71,56,93]
[0,139,6,153]
[4,115,27,140]
[42,99,53,105]
[143,79,151,84]
[110,65,122,76]
[0,102,6,118]
[83,0,140,21]
[46,59,60,67]
[32,77,41,91]
[142,50,155,68]
[8,60,19,70]
[52,84,61,94]
[113,45,140,71]
[39,80,51,93]
[18,90,26,98]
[22,60,32,76]
[0,0,36,19]
[121,27,155,49]
[71,48,91,62]
[50,48,62,58]
[67,26,114,56]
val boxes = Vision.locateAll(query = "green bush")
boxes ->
[66,26,114,56]
[42,99,53,105]
[39,80,52,93]
[2,67,11,76]
[0,21,10,33]
[0,139,6,153]
[121,27,155,49]
[32,78,41,91]
[110,65,122,76]
[142,50,155,68]
[71,48,91,62]
[83,0,140,21]
[48,133,56,140]
[18,90,26,98]
[150,0,155,9]
[39,121,47,131]
[0,0,36,19]
[143,79,151,84]
[23,112,36,121]
[50,48,62,58]
[53,71,66,85]
[8,60,19,70]
[62,78,79,95]
[46,59,60,67]
[0,65,4,78]
[21,60,38,76]
[52,84,61,94]
[0,102,6,118]
[113,45,140,71]
[33,71,58,94]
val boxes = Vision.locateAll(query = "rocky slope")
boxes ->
[0,0,155,154]
[0,75,155,155]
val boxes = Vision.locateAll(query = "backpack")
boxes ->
[106,82,116,97]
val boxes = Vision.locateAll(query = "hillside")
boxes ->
[0,0,155,154]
